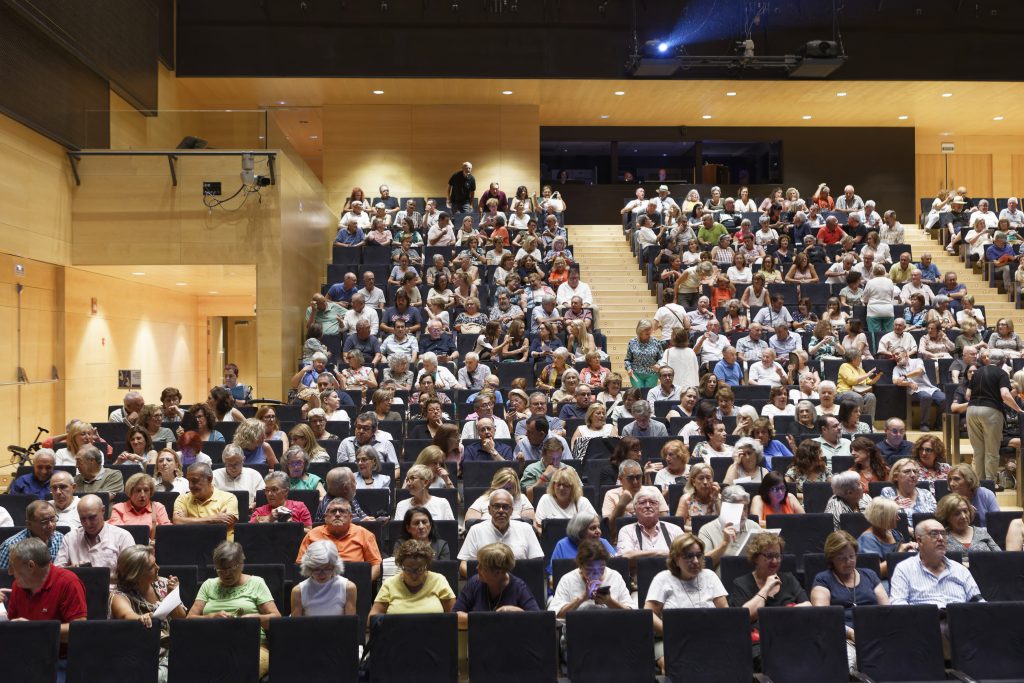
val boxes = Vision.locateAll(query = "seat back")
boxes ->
[764,514,833,571]
[268,615,360,683]
[154,524,228,567]
[539,517,569,557]
[367,613,459,683]
[947,601,1024,680]
[343,560,374,639]
[462,460,518,488]
[67,566,111,621]
[67,619,161,683]
[466,558,546,608]
[801,553,881,593]
[662,607,752,683]
[854,604,946,682]
[800,481,833,514]
[758,606,849,683]
[467,611,557,683]
[167,617,262,682]
[386,519,459,558]
[968,551,1024,601]
[984,510,1019,550]
[159,564,199,606]
[636,555,666,605]
[565,609,655,683]
[838,513,870,539]
[0,620,59,681]
[119,524,151,546]
[0,494,37,525]
[233,523,307,581]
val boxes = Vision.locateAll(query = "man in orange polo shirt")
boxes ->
[296,497,382,581]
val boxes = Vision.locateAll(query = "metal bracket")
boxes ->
[68,152,81,186]
[168,154,178,187]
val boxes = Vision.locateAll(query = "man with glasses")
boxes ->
[458,489,543,578]
[56,494,133,580]
[602,460,669,523]
[50,471,81,531]
[558,385,595,421]
[212,444,266,505]
[878,418,913,465]
[615,490,683,564]
[890,519,982,607]
[0,500,65,569]
[74,445,124,495]
[460,417,515,466]
[297,497,382,581]
[172,462,240,540]
[337,413,398,477]
[647,368,681,403]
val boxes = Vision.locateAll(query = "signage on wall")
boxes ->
[118,369,141,389]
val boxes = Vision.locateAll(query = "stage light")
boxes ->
[657,42,670,53]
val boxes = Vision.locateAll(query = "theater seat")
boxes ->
[268,615,360,683]
[167,618,261,682]
[662,608,753,683]
[0,620,59,682]
[565,609,655,683]
[67,619,161,683]
[758,606,849,683]
[366,613,458,683]
[468,611,557,683]
[947,601,1024,681]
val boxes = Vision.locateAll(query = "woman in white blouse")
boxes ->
[533,468,597,533]
[726,253,753,285]
[394,464,455,521]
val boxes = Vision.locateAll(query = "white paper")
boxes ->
[732,476,753,484]
[152,587,181,620]
[0,601,7,621]
[720,501,745,529]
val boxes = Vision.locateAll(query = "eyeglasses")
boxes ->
[401,565,428,576]
[326,509,351,516]
[34,517,58,525]
[920,447,935,453]
[770,485,787,493]
[490,504,513,511]
[624,474,643,482]
[682,551,704,562]
[923,530,947,540]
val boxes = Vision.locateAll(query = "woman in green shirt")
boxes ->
[283,444,326,497]
[187,541,281,678]
[370,540,455,616]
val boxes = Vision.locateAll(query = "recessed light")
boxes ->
[600,115,610,119]
[836,91,847,97]
[175,282,188,286]
[372,90,384,95]
[309,135,319,139]
[131,272,145,276]
[898,115,909,120]
[941,131,952,136]
[942,92,953,98]
[257,135,265,140]
[614,91,625,96]
[208,291,219,294]
[725,91,737,97]
[702,115,712,119]
[802,115,813,120]
[278,100,286,105]
[994,116,1005,121]
[501,90,514,95]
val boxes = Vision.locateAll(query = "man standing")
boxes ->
[50,472,81,531]
[55,495,134,579]
[967,349,1024,479]
[457,489,543,577]
[172,463,240,539]
[6,538,87,646]
[74,446,124,495]
[890,519,982,606]
[0,500,65,569]
[295,497,382,581]
[9,449,54,498]
[447,162,476,213]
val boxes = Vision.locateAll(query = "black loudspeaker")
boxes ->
[176,136,208,149]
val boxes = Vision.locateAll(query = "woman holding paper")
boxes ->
[110,544,187,682]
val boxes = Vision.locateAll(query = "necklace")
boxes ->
[677,574,707,609]
[486,585,506,611]
[831,570,860,607]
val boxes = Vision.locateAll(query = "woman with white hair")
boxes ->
[731,404,759,437]
[291,540,357,617]
[625,319,663,388]
[723,438,770,485]
[415,352,460,390]
[395,464,455,521]
[823,470,870,529]
[551,368,581,407]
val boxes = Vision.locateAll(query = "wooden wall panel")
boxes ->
[915,154,946,200]
[1011,155,1024,198]
[947,155,993,197]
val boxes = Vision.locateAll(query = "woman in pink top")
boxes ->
[109,472,171,539]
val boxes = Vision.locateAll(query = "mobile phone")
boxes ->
[595,586,611,596]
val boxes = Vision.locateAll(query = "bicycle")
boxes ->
[7,426,50,467]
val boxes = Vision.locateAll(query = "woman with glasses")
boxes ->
[935,493,999,554]
[881,457,937,525]
[729,532,810,623]
[810,531,889,671]
[549,538,632,617]
[291,540,357,616]
[912,435,950,482]
[250,471,313,529]
[723,437,767,485]
[354,445,391,490]
[454,543,539,628]
[187,541,281,678]
[139,404,176,445]
[749,471,804,522]
[370,539,455,615]
[255,405,289,451]
[395,465,454,522]
[286,424,329,466]
[532,468,596,534]
[645,534,728,674]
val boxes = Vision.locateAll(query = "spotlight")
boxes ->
[657,42,669,53]
[241,153,255,184]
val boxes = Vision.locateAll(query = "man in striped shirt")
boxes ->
[890,519,982,607]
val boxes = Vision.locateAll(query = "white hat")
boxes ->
[952,196,966,204]
[374,202,386,209]
[658,184,670,193]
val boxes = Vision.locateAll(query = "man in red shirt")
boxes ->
[5,537,87,646]
[816,215,846,246]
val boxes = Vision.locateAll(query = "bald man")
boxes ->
[55,494,134,579]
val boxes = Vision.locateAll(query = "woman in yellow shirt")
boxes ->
[370,540,455,615]
[836,349,881,419]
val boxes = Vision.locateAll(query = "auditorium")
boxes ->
[2,1,1024,681]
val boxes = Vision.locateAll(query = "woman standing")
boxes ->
[290,541,357,616]
[625,320,662,388]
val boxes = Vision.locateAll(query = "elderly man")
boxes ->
[172,462,239,539]
[737,323,770,363]
[212,444,266,504]
[877,318,917,359]
[621,400,668,438]
[558,385,594,421]
[621,187,649,217]
[857,200,883,231]
[817,215,846,246]
[461,417,516,465]
[337,413,398,473]
[74,446,123,495]
[823,471,870,529]
[712,346,744,387]
[986,231,1017,292]
[698,485,762,573]
[393,198,421,228]
[428,212,456,246]
[55,494,133,579]
[968,348,1024,479]
[10,449,55,498]
[462,396,512,439]
[769,324,800,358]
[556,268,595,311]
[342,293,379,337]
[892,348,946,432]
[313,467,371,524]
[419,319,459,362]
[825,254,857,285]
[835,185,864,212]
[697,213,727,248]
[421,198,440,230]
[603,461,669,522]
[845,213,868,245]
[878,418,913,464]
[457,489,543,577]
[695,320,730,366]
[515,393,566,439]
[296,497,382,580]
[342,318,382,366]
[899,269,933,305]
[851,249,876,278]
[50,472,81,530]
[6,537,87,646]
[753,294,794,331]
[888,251,914,285]
[447,161,477,213]
[466,375,504,406]
[305,292,344,335]
[458,352,489,392]
[326,272,359,307]
[890,519,982,606]
[815,415,852,464]
[109,391,145,425]
[950,346,978,386]
[490,290,525,331]
[647,367,681,403]
[512,415,571,463]
[531,295,564,335]
[615,489,684,562]
[334,212,366,247]
[0,500,65,570]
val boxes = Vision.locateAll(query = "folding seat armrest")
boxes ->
[849,673,875,683]
[945,670,978,683]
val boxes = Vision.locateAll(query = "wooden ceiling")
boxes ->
[74,265,256,297]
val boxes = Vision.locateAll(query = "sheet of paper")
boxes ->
[0,600,7,621]
[720,501,745,529]
[152,587,181,620]
[732,476,752,484]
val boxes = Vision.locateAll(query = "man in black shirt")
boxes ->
[447,161,476,213]
[967,349,1024,479]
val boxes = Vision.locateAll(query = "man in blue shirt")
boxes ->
[557,385,593,421]
[460,418,515,467]
[986,231,1016,292]
[917,253,941,284]
[9,450,54,499]
[513,416,571,462]
[334,221,365,247]
[418,320,459,363]
[877,418,914,465]
[326,272,359,306]
[713,346,745,387]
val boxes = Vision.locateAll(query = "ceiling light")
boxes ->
[836,91,847,97]
[941,131,952,136]
[372,90,384,95]
[702,115,712,119]
[725,91,737,97]
[802,115,813,120]
[131,272,145,276]
[994,116,1005,121]
[897,115,909,120]
[208,290,219,294]
[501,90,514,95]
[614,91,625,96]
[278,100,287,105]
[657,42,669,53]
[309,135,319,139]
[175,282,188,286]
[942,92,953,98]
[600,115,610,119]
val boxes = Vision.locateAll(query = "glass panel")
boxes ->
[701,140,782,185]
[618,141,696,183]
[540,141,612,184]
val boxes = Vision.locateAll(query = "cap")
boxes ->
[658,184,670,193]
[952,196,966,204]
[507,388,529,404]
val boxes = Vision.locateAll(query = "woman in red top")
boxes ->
[750,470,805,523]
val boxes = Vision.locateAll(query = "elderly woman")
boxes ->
[232,417,278,469]
[729,533,810,622]
[857,497,916,579]
[354,445,391,490]
[413,446,455,489]
[114,426,158,465]
[823,471,870,529]
[881,457,937,525]
[991,318,1024,358]
[370,389,402,423]
[154,448,189,493]
[955,319,986,357]
[187,541,281,678]
[912,435,950,482]
[762,386,794,420]
[249,471,312,529]
[550,538,633,617]
[810,531,889,671]
[674,463,721,527]
[723,437,769,485]
[918,320,955,360]
[732,405,759,437]
[465,468,535,522]
[290,540,357,616]
[255,405,289,451]
[551,369,581,407]
[750,418,792,467]
[838,400,871,441]
[536,345,570,392]
[926,295,957,331]
[110,473,172,536]
[836,349,880,418]
[395,506,452,564]
[109,545,186,681]
[416,352,460,391]
[625,319,662,388]
[850,437,888,494]
[548,511,618,576]
[383,352,415,390]
[818,382,840,416]
[957,295,986,330]
[947,463,1000,527]
[395,465,455,521]
[652,440,690,491]
[750,471,804,522]
[340,350,378,391]
[570,402,618,460]
[370,539,455,615]
[139,404,176,445]
[935,493,1000,554]
[319,389,352,424]
[533,468,597,533]
[785,439,832,500]
[693,421,734,461]
[454,543,540,628]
